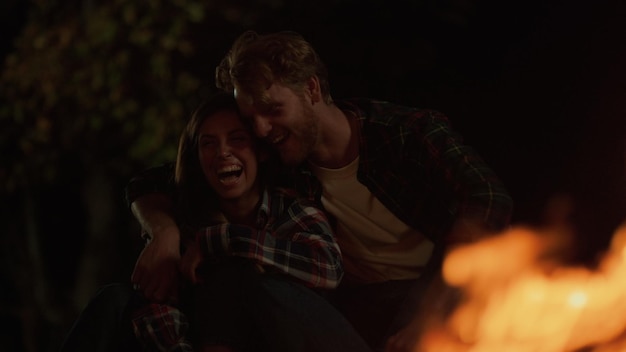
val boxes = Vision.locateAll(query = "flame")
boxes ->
[416,222,626,352]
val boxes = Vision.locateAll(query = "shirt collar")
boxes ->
[255,187,271,228]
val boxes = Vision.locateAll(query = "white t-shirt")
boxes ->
[309,156,434,283]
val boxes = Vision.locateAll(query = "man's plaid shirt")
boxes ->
[288,98,513,246]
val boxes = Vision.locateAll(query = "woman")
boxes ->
[132,92,343,352]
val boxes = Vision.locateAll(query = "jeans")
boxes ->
[245,270,372,352]
[57,264,373,352]
[58,283,140,352]
[330,248,445,352]
[191,259,373,352]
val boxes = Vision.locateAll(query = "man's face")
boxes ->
[234,83,318,166]
[197,109,260,202]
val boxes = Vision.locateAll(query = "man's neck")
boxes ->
[309,104,359,169]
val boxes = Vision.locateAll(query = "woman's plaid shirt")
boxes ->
[196,187,343,289]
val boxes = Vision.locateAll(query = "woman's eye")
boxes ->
[200,139,216,148]
[231,133,249,144]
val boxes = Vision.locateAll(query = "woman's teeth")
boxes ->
[217,165,242,184]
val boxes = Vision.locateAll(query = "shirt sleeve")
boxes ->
[196,199,343,289]
[131,303,192,351]
[415,110,513,237]
[125,162,176,208]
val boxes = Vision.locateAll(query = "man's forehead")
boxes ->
[234,87,276,113]
[233,87,252,105]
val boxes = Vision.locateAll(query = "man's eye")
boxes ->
[269,105,280,115]
[260,105,279,117]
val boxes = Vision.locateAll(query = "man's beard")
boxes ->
[280,101,318,166]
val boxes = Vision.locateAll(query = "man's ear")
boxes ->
[305,75,321,104]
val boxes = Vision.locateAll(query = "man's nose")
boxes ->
[253,115,272,137]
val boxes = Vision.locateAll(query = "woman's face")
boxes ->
[197,109,260,201]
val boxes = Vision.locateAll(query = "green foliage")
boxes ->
[0,0,212,193]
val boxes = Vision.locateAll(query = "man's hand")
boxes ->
[131,227,181,303]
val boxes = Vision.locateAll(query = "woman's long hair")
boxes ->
[174,92,282,236]
[174,92,241,234]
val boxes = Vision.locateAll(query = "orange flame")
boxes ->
[416,223,626,352]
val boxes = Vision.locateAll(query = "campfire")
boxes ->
[415,203,626,351]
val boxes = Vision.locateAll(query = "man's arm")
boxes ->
[125,163,181,303]
[414,110,513,243]
[125,163,177,211]
[386,110,513,352]
[130,193,179,241]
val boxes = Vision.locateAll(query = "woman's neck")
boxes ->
[219,191,261,227]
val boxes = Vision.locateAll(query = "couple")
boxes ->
[133,91,359,352]
[61,30,513,352]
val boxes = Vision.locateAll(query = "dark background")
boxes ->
[1,1,625,351]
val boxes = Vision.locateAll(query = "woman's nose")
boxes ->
[217,144,232,158]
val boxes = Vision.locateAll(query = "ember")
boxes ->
[416,222,626,352]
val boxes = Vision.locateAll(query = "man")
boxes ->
[128,30,513,351]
